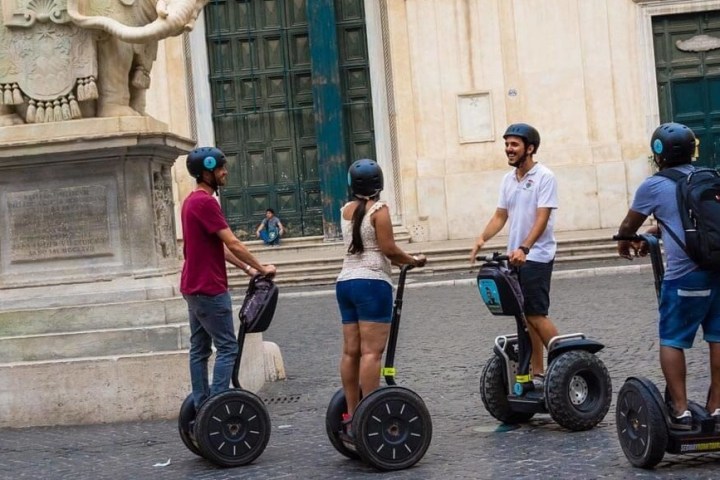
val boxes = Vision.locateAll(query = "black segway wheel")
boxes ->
[194,389,271,467]
[325,388,360,459]
[178,393,202,457]
[616,379,668,468]
[545,350,612,431]
[352,386,432,471]
[480,355,534,424]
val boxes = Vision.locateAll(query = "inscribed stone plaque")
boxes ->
[457,92,494,143]
[8,186,112,262]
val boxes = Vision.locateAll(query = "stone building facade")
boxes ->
[146,0,720,242]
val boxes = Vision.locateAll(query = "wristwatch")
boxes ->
[519,246,530,255]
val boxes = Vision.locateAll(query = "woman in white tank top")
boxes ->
[335,159,427,438]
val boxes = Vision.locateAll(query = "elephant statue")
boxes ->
[0,0,208,126]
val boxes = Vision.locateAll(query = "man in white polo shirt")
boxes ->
[470,123,560,387]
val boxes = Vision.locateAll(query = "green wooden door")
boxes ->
[654,11,720,169]
[204,0,375,238]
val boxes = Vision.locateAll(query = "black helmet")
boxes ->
[186,147,227,180]
[348,159,383,198]
[650,122,695,166]
[503,123,541,153]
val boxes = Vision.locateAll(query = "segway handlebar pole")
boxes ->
[612,234,664,302]
[383,264,415,386]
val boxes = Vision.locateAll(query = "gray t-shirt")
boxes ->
[262,217,281,232]
[630,164,697,280]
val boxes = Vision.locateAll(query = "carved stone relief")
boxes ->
[152,166,176,259]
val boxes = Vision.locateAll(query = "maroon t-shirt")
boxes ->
[180,190,230,296]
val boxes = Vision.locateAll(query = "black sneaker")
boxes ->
[669,410,693,431]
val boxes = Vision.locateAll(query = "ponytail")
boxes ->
[348,198,368,254]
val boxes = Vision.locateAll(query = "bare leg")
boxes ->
[706,342,720,413]
[358,321,391,397]
[660,345,688,414]
[340,323,361,415]
[527,323,545,375]
[526,314,559,375]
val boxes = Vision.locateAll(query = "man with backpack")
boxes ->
[616,122,720,430]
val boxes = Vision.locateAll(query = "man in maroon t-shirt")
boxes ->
[181,146,276,409]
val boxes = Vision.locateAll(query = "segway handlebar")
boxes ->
[476,252,510,263]
[612,233,664,302]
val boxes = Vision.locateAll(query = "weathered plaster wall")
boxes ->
[387,0,653,241]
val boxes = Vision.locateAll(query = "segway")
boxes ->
[476,253,612,430]
[325,264,433,471]
[178,275,278,467]
[614,234,720,468]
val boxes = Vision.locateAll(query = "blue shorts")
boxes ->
[336,279,393,324]
[517,260,554,316]
[659,270,720,349]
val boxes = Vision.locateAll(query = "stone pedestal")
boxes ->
[0,119,285,428]
[0,117,194,291]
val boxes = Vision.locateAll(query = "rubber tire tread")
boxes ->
[480,355,534,424]
[545,350,612,431]
[178,394,202,457]
[325,388,360,459]
[353,386,432,471]
[615,379,668,469]
[194,389,270,467]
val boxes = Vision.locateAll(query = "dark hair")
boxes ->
[266,208,275,215]
[348,195,379,254]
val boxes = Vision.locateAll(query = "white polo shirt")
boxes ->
[497,162,558,263]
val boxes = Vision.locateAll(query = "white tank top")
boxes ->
[336,201,392,285]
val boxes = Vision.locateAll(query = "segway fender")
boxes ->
[547,338,604,364]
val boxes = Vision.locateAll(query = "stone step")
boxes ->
[230,238,621,288]
[0,323,190,363]
[0,296,186,338]
[0,332,279,428]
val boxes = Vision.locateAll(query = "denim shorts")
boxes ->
[336,279,393,324]
[659,270,720,349]
[517,260,554,316]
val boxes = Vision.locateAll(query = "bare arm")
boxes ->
[616,210,648,260]
[217,228,276,277]
[373,205,425,267]
[224,245,258,277]
[469,208,508,263]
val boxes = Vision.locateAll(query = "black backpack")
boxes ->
[238,275,279,333]
[654,167,720,272]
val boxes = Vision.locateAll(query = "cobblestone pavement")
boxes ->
[3,270,720,479]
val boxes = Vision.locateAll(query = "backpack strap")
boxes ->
[652,169,688,251]
[653,168,687,182]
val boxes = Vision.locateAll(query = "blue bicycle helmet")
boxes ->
[348,159,384,198]
[650,123,695,167]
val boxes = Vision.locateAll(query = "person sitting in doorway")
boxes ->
[256,208,285,246]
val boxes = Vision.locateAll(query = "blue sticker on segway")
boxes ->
[203,156,217,169]
[478,279,502,314]
[652,139,663,155]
